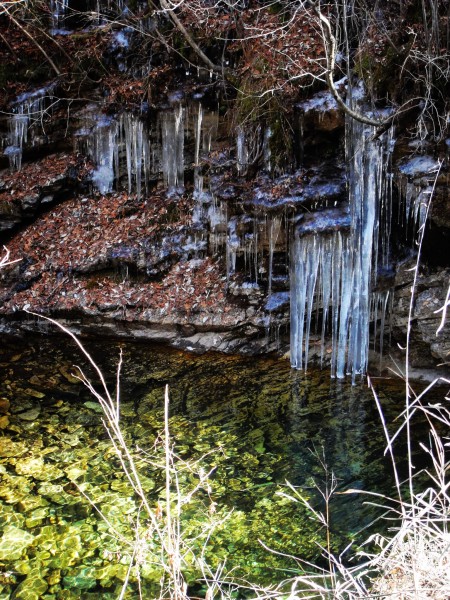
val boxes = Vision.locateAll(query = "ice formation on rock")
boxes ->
[290,117,393,380]
[5,86,55,171]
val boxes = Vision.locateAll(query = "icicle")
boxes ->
[396,177,433,245]
[193,103,203,197]
[264,127,272,173]
[370,289,392,372]
[5,86,55,171]
[378,290,390,369]
[329,233,344,377]
[236,126,248,176]
[9,114,28,152]
[253,217,259,284]
[87,116,119,194]
[319,236,332,366]
[379,132,394,269]
[206,197,225,254]
[123,113,135,194]
[49,0,69,33]
[303,236,321,370]
[397,155,440,244]
[268,217,282,295]
[334,234,353,378]
[161,105,184,193]
[202,109,218,153]
[227,217,240,280]
[120,113,150,198]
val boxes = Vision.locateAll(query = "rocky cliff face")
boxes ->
[0,1,449,377]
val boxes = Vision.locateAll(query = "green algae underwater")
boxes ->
[0,334,416,599]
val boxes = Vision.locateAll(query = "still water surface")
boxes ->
[0,334,420,598]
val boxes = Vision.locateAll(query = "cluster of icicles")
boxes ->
[290,118,395,380]
[76,103,218,198]
[4,86,56,171]
[49,0,141,34]
[4,84,437,380]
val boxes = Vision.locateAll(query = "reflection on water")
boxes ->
[0,334,428,597]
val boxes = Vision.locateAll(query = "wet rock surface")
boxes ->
[0,66,448,372]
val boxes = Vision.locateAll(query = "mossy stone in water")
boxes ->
[83,401,103,413]
[140,561,163,583]
[46,568,61,586]
[13,574,48,599]
[138,388,166,414]
[1,504,25,529]
[0,525,34,561]
[65,466,87,482]
[15,456,64,481]
[0,569,17,586]
[109,478,133,494]
[17,495,49,513]
[100,495,136,519]
[0,437,27,457]
[37,483,78,505]
[118,401,135,417]
[62,574,97,591]
[59,366,80,384]
[0,474,34,504]
[58,432,82,447]
[0,397,10,413]
[25,507,49,528]
[53,590,82,599]
[17,406,42,421]
[60,533,83,553]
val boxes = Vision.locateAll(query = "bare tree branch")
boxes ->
[4,5,62,76]
[159,0,227,76]
[313,1,392,128]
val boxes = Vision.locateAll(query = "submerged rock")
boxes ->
[12,574,48,599]
[0,397,10,413]
[17,406,41,421]
[0,438,27,458]
[15,456,64,481]
[0,526,34,561]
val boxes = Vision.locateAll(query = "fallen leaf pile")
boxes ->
[0,159,235,324]
[0,154,82,204]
